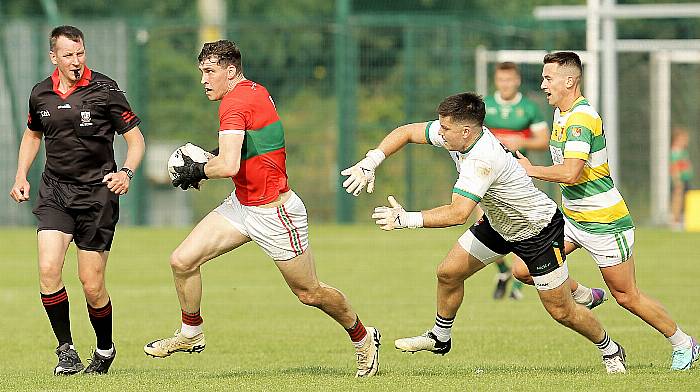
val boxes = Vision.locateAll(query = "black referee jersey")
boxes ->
[27,66,141,184]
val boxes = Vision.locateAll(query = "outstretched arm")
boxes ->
[373,193,476,230]
[375,122,431,157]
[421,193,478,228]
[341,122,431,196]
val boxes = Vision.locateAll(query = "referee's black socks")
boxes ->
[41,287,74,347]
[87,300,113,351]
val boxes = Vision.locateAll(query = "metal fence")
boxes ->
[2,14,699,226]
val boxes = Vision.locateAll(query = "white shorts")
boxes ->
[214,191,309,261]
[564,220,635,268]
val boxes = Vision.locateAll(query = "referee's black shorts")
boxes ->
[32,173,119,251]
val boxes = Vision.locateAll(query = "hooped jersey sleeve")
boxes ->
[453,158,496,203]
[424,120,446,148]
[563,112,596,160]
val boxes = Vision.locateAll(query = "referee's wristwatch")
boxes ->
[120,167,134,180]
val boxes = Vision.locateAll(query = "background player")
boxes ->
[670,126,693,230]
[483,61,550,299]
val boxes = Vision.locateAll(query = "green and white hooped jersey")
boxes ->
[425,121,557,242]
[550,96,634,234]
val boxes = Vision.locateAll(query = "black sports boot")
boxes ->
[54,343,84,375]
[84,346,116,374]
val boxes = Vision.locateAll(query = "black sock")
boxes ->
[87,300,113,350]
[41,287,73,346]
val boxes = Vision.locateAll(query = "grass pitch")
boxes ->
[0,225,698,391]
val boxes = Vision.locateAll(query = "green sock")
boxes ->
[496,261,509,273]
[512,280,523,290]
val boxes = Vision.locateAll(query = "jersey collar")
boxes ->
[494,92,522,106]
[460,126,485,154]
[559,95,587,114]
[51,65,93,100]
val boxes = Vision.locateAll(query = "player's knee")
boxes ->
[38,263,62,284]
[436,264,461,286]
[80,279,105,301]
[545,303,575,325]
[295,287,323,308]
[611,289,640,310]
[169,250,197,274]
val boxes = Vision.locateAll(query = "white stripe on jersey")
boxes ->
[588,148,608,168]
[562,187,624,211]
[426,122,557,242]
[564,140,590,154]
[220,129,245,135]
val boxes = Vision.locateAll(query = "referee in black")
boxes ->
[9,26,145,375]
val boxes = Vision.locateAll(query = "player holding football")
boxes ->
[143,40,380,377]
[513,51,699,371]
[341,92,627,373]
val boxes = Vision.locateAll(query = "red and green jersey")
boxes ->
[484,92,547,140]
[671,147,693,183]
[219,80,289,206]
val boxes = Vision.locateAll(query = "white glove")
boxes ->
[340,149,385,196]
[372,196,423,230]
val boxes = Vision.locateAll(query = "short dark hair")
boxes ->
[198,40,243,73]
[437,92,485,126]
[495,61,520,76]
[50,25,84,51]
[543,51,583,73]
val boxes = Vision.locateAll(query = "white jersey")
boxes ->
[425,121,557,241]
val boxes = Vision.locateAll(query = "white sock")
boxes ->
[572,284,592,305]
[431,314,454,343]
[596,331,619,356]
[96,345,115,357]
[181,323,203,338]
[668,327,692,350]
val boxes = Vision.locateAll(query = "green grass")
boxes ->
[1,226,698,391]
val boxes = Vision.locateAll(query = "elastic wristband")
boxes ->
[406,211,424,229]
[365,149,386,169]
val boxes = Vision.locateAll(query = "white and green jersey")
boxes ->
[550,96,634,234]
[425,121,557,241]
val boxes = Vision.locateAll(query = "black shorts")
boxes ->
[470,209,566,277]
[32,174,119,251]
